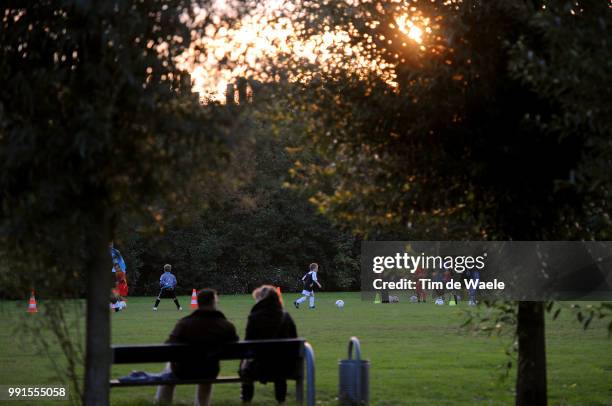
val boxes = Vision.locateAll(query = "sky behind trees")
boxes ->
[178,0,429,99]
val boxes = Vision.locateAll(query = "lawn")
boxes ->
[0,293,611,405]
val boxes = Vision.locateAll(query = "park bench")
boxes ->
[110,338,315,406]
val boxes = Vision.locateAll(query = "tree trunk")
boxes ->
[516,301,547,406]
[83,212,112,405]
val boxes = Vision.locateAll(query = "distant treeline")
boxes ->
[117,117,360,296]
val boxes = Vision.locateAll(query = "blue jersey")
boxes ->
[160,272,177,289]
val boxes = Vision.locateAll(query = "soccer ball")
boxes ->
[435,298,445,305]
[335,299,345,309]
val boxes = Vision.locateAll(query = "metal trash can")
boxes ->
[338,336,369,405]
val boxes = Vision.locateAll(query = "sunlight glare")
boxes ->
[177,2,433,101]
[396,14,424,44]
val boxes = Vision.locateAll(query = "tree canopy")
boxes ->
[1,1,237,402]
[280,0,610,242]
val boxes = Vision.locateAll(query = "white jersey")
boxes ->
[302,270,318,283]
[301,270,318,295]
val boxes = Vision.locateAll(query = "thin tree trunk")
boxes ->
[516,301,547,406]
[83,212,112,405]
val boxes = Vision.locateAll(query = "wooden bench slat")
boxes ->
[112,338,305,364]
[110,376,242,387]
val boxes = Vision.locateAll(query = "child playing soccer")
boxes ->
[153,264,182,311]
[414,267,427,303]
[294,263,322,309]
[110,288,127,312]
[114,263,129,298]
[467,269,480,306]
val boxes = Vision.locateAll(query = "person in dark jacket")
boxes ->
[240,285,298,404]
[155,288,238,406]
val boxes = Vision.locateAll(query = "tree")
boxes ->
[276,1,611,404]
[119,92,359,295]
[0,1,236,403]
[507,4,611,402]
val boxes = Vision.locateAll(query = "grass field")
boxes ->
[1,293,611,405]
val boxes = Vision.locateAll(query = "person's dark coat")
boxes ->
[243,294,298,381]
[166,309,238,379]
[246,295,297,340]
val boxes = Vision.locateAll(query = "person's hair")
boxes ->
[252,285,282,305]
[163,264,171,272]
[197,288,217,308]
[252,285,275,301]
[309,263,318,271]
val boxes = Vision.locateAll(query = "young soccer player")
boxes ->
[114,263,129,298]
[294,263,322,309]
[467,269,480,306]
[414,267,427,303]
[153,264,182,311]
[110,288,127,312]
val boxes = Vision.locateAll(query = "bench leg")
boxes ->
[296,377,304,405]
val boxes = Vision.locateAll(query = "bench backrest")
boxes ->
[112,338,306,364]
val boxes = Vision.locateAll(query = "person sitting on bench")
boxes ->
[240,285,298,404]
[155,288,238,406]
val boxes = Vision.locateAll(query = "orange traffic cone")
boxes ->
[27,291,38,313]
[276,286,283,304]
[190,289,198,309]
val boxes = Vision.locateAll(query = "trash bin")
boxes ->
[338,336,369,405]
